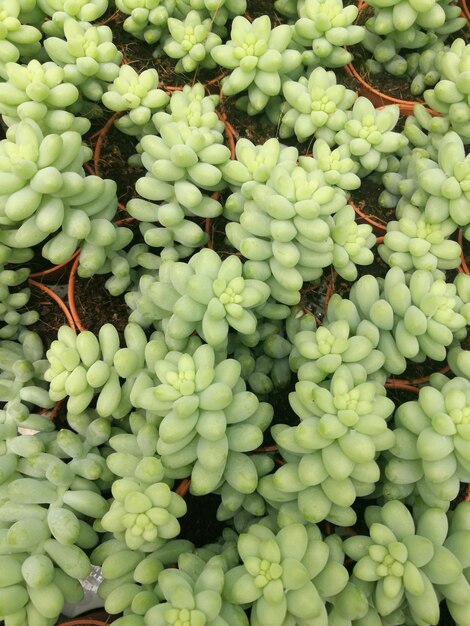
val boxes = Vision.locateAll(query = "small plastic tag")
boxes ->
[61,565,105,617]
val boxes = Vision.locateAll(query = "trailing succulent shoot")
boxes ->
[102,65,169,136]
[0,330,52,413]
[293,0,365,69]
[366,0,451,34]
[378,204,461,272]
[344,500,465,625]
[276,67,357,145]
[0,119,124,271]
[383,374,470,508]
[127,113,229,253]
[131,341,274,496]
[126,247,271,350]
[36,0,109,21]
[0,423,108,626]
[0,265,39,340]
[0,59,90,135]
[210,15,302,115]
[334,97,408,176]
[424,38,470,142]
[258,364,395,526]
[43,18,123,101]
[225,158,373,306]
[224,520,350,626]
[0,0,42,79]
[162,10,223,73]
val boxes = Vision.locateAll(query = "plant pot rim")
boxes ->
[29,250,80,285]
[29,277,76,332]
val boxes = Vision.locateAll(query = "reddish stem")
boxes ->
[93,112,120,176]
[458,229,470,275]
[350,200,387,232]
[385,381,420,393]
[67,253,86,333]
[175,478,191,496]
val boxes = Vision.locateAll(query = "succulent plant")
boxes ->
[211,15,302,115]
[0,119,124,271]
[344,500,464,624]
[189,0,247,25]
[221,138,299,195]
[293,0,365,69]
[37,0,108,20]
[335,97,408,176]
[0,59,90,135]
[131,341,273,495]
[0,330,52,411]
[0,0,42,79]
[0,264,40,340]
[126,248,271,350]
[378,203,461,272]
[44,18,123,101]
[441,501,470,625]
[224,520,350,625]
[277,67,357,145]
[162,10,223,73]
[383,374,470,508]
[344,266,469,374]
[225,159,364,305]
[0,424,108,626]
[114,0,181,45]
[258,364,395,526]
[102,65,169,136]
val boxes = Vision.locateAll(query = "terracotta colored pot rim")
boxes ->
[344,62,424,111]
[29,250,80,284]
[29,278,76,332]
[59,617,109,626]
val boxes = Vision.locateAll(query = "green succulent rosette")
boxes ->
[102,65,169,136]
[224,521,349,626]
[0,264,39,340]
[366,0,448,34]
[47,322,160,421]
[221,138,299,199]
[211,15,302,115]
[335,97,408,176]
[100,479,186,551]
[131,342,273,495]
[277,67,357,145]
[114,0,181,45]
[43,18,123,101]
[379,204,461,273]
[0,59,90,135]
[127,248,271,350]
[151,82,224,132]
[383,375,470,508]
[304,139,361,192]
[130,552,250,626]
[290,317,385,384]
[293,0,365,69]
[441,501,470,625]
[0,119,123,264]
[162,10,223,73]
[258,364,395,526]
[343,266,469,375]
[344,500,464,625]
